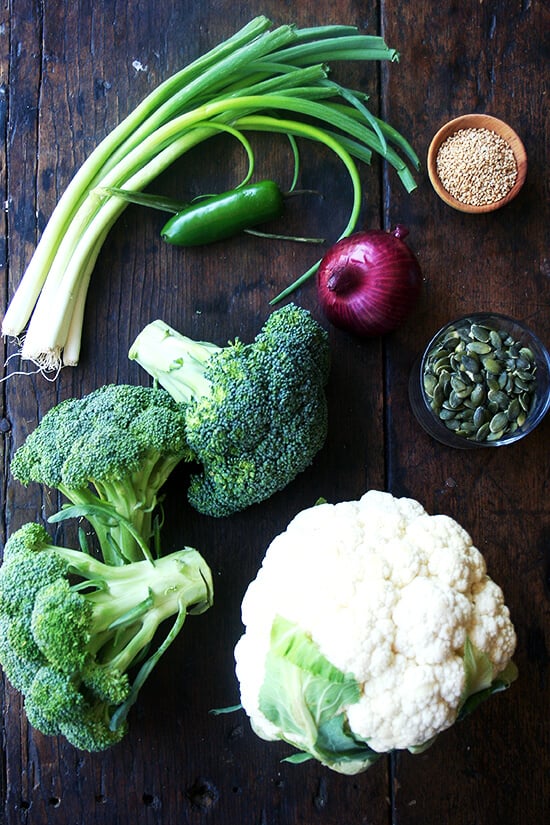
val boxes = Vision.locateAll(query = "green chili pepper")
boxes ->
[99,180,322,246]
[160,181,285,246]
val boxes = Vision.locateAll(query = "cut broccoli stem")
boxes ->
[0,522,214,751]
[75,550,212,671]
[129,320,222,404]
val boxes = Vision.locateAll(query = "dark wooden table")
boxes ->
[1,1,548,823]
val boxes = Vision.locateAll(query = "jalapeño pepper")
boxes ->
[160,181,285,246]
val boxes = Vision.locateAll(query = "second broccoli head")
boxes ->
[0,522,212,751]
[4,383,216,752]
[129,303,331,517]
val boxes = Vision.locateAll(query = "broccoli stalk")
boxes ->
[128,318,222,404]
[10,383,194,565]
[0,522,213,752]
[129,303,330,517]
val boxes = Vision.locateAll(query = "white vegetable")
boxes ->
[234,490,517,774]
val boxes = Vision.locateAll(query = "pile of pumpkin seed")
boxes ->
[422,319,538,442]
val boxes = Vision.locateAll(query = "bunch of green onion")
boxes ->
[2,16,419,374]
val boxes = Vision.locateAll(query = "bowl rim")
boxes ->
[413,312,550,448]
[427,114,528,214]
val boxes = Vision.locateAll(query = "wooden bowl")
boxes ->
[427,114,527,213]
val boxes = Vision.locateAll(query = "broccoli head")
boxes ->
[10,383,194,564]
[0,522,213,751]
[129,304,330,517]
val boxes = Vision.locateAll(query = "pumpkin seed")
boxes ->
[457,422,477,435]
[489,411,509,433]
[514,376,532,392]
[507,398,521,419]
[433,383,445,408]
[450,375,468,393]
[467,341,492,355]
[520,346,535,361]
[489,329,502,348]
[461,354,480,373]
[482,357,501,374]
[519,393,531,412]
[488,389,509,409]
[470,384,486,406]
[434,354,451,372]
[473,406,488,428]
[423,374,438,396]
[444,418,461,431]
[475,422,491,441]
[471,323,491,343]
[448,390,463,409]
[515,369,535,382]
[422,317,539,443]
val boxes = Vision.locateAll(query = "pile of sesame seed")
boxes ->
[436,127,518,206]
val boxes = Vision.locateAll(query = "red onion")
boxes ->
[316,226,423,337]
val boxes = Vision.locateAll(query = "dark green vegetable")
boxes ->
[10,383,194,565]
[129,304,330,517]
[0,522,212,752]
[2,384,214,751]
[160,181,285,246]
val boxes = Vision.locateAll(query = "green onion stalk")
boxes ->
[2,16,419,375]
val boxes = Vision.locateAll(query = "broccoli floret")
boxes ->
[0,522,213,752]
[10,384,194,564]
[129,304,330,517]
[4,384,214,751]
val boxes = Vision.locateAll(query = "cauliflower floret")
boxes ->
[409,513,487,592]
[392,577,472,664]
[356,489,426,543]
[347,654,465,751]
[467,577,517,672]
[235,490,517,771]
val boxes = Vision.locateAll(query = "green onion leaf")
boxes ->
[2,17,418,375]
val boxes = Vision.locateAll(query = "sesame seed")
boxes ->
[436,127,518,206]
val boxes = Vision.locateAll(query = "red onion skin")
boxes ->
[316,226,423,337]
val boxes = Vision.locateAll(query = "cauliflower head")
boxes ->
[234,490,517,774]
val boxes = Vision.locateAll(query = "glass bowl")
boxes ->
[409,313,550,448]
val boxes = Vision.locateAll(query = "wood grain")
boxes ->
[1,1,548,823]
